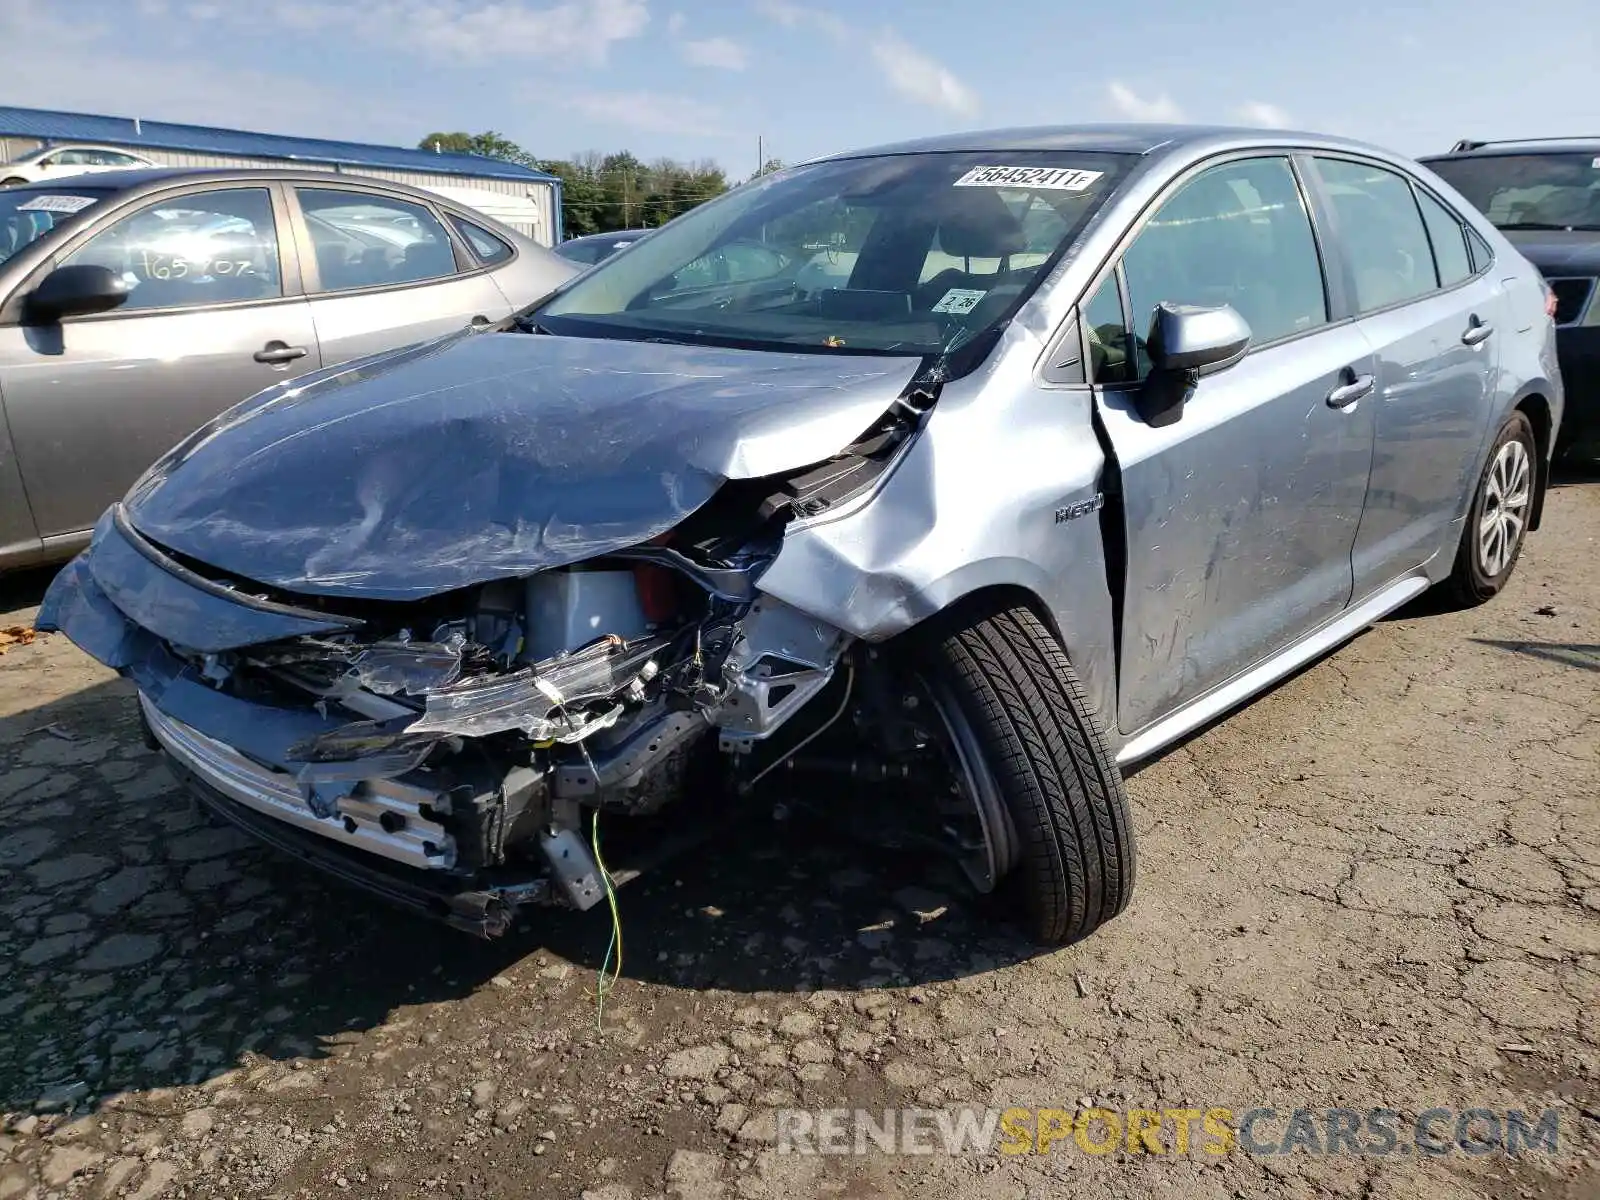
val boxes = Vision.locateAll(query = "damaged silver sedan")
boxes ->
[39,126,1562,943]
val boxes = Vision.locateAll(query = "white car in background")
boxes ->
[1,144,157,187]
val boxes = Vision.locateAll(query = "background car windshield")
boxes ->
[538,151,1132,357]
[1427,153,1600,230]
[0,188,109,266]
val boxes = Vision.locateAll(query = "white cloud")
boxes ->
[273,0,649,64]
[679,35,748,71]
[564,90,728,136]
[667,10,685,34]
[869,30,978,117]
[1236,101,1293,129]
[755,4,977,115]
[753,0,848,42]
[1106,81,1185,122]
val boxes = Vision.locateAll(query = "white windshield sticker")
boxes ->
[932,288,987,315]
[17,194,98,214]
[954,165,1104,191]
[1592,156,1600,168]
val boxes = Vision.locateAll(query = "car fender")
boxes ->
[755,368,1122,740]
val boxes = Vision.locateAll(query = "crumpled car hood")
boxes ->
[123,331,921,600]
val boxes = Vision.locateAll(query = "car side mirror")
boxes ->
[25,264,132,323]
[1135,302,1252,427]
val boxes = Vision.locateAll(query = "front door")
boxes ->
[1087,155,1377,735]
[0,184,321,540]
[289,185,513,366]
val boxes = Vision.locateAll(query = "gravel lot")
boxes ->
[1,468,1596,1200]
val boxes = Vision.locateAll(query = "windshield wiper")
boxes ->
[1497,221,1598,231]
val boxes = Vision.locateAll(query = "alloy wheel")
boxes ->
[918,678,1018,894]
[1477,438,1532,578]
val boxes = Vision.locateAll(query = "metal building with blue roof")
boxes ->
[0,105,563,245]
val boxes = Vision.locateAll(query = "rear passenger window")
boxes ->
[1416,190,1472,287]
[297,188,459,292]
[1314,158,1437,312]
[1120,156,1327,375]
[450,215,513,265]
[1466,226,1494,273]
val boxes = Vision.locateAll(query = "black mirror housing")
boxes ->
[1135,302,1252,427]
[25,264,132,323]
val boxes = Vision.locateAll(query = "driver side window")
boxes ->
[1119,156,1329,378]
[59,187,282,312]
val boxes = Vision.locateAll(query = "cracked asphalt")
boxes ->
[1,467,1596,1200]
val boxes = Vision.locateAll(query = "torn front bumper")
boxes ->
[37,512,547,934]
[137,694,452,871]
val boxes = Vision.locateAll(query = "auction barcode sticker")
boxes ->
[954,165,1105,191]
[17,194,99,214]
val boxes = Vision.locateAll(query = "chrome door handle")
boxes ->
[254,343,309,365]
[1462,319,1494,346]
[1326,373,1375,409]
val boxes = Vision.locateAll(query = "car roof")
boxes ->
[1419,137,1600,160]
[2,165,504,209]
[814,123,1400,162]
[30,142,154,154]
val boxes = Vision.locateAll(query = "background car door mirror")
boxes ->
[1136,302,1252,427]
[25,264,132,323]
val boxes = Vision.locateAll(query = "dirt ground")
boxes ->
[1,469,1596,1200]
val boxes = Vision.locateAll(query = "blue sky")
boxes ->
[4,0,1598,174]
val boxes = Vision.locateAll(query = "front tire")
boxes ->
[0,178,27,188]
[915,597,1135,944]
[1442,410,1536,607]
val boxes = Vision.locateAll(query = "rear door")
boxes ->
[1087,154,1378,735]
[1306,156,1505,596]
[0,182,320,541]
[288,184,513,366]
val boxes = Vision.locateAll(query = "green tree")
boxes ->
[416,131,537,167]
[416,133,733,238]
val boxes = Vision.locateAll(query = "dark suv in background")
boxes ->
[1422,138,1600,456]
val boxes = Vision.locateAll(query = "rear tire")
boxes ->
[1442,410,1536,608]
[0,178,26,188]
[915,597,1135,944]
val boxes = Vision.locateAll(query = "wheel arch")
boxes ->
[758,551,1123,753]
[1513,390,1553,531]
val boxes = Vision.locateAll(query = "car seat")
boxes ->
[1331,189,1422,309]
[401,238,455,282]
[914,188,1027,312]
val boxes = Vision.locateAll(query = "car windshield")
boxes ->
[1426,152,1600,231]
[536,151,1133,362]
[0,187,110,266]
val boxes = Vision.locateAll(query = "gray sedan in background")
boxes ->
[0,168,576,569]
